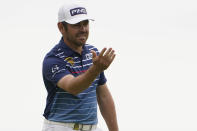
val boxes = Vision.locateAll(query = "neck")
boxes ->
[63,37,83,54]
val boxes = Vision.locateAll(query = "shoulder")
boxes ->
[43,45,67,69]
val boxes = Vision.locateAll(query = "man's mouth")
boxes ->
[77,33,87,40]
[78,35,86,39]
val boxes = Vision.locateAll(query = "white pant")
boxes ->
[42,120,103,131]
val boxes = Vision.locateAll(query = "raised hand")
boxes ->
[91,48,116,72]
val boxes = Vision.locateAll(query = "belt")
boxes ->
[44,119,97,131]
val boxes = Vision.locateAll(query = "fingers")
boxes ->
[99,48,107,57]
[104,48,112,56]
[100,48,115,57]
[91,50,97,58]
[91,48,115,59]
[108,49,115,58]
[111,53,116,62]
[102,48,115,60]
[92,47,116,71]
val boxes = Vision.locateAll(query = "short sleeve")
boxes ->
[98,72,107,86]
[42,57,71,85]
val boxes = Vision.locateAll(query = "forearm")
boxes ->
[97,88,119,131]
[63,65,101,95]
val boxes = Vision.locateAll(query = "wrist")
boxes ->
[90,64,103,74]
[86,65,102,78]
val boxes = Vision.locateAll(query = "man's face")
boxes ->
[64,20,89,47]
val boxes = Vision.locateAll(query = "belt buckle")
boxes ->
[82,124,93,130]
[89,125,93,130]
[73,123,79,130]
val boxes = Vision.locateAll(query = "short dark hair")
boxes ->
[61,21,68,30]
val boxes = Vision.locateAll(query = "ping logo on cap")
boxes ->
[70,7,87,16]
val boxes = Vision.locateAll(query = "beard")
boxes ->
[66,31,89,47]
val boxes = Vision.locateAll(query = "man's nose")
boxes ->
[79,24,86,31]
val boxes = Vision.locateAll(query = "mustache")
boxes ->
[76,32,88,37]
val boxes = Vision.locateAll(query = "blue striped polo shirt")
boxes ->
[42,38,107,124]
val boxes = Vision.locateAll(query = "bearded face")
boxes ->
[63,20,89,47]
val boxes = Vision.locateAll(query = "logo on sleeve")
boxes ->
[70,7,87,16]
[52,65,59,73]
[51,65,66,78]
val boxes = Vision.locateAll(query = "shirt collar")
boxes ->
[59,37,90,56]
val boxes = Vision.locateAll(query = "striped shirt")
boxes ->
[42,38,106,124]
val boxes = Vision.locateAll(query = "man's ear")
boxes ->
[57,22,64,34]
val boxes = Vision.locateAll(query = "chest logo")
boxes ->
[85,53,92,60]
[64,57,74,66]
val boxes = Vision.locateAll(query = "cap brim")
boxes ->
[66,16,94,24]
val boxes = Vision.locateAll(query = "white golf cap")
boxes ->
[58,2,94,24]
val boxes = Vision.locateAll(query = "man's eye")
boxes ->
[84,23,88,26]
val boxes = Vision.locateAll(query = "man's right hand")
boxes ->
[91,48,116,72]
